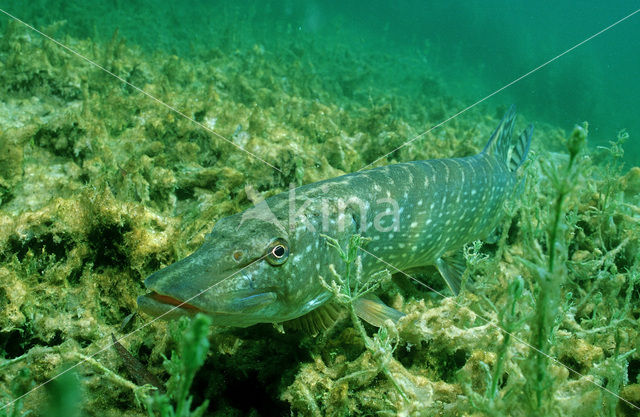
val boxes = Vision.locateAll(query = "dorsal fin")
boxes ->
[508,123,533,171]
[483,105,533,172]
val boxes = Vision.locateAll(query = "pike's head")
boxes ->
[137,204,335,327]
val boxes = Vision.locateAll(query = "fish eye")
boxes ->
[272,245,285,258]
[266,239,289,266]
[232,250,243,262]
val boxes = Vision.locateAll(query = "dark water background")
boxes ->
[2,0,639,165]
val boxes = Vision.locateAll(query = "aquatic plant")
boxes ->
[319,235,409,405]
[144,314,211,417]
[44,369,82,417]
[462,275,528,413]
[523,123,589,412]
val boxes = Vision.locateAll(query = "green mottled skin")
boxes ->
[138,107,532,327]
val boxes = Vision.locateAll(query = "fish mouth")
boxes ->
[148,291,203,311]
[137,291,204,319]
[137,290,278,319]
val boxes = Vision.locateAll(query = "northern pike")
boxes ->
[138,106,533,331]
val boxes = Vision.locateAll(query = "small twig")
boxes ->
[111,334,165,393]
[71,351,158,406]
[0,346,56,370]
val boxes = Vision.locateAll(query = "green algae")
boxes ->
[145,315,211,417]
[0,17,638,417]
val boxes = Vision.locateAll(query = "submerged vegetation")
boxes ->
[144,315,211,417]
[0,10,639,417]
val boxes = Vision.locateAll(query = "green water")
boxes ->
[0,1,639,416]
[3,0,639,164]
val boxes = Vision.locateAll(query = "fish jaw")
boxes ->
[136,290,279,326]
[136,291,201,319]
[137,243,281,326]
[138,250,213,315]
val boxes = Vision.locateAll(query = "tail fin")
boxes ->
[482,105,533,172]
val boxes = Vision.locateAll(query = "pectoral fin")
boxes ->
[284,302,343,335]
[435,253,467,295]
[353,294,405,327]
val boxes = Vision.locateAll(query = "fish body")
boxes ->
[138,106,533,328]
